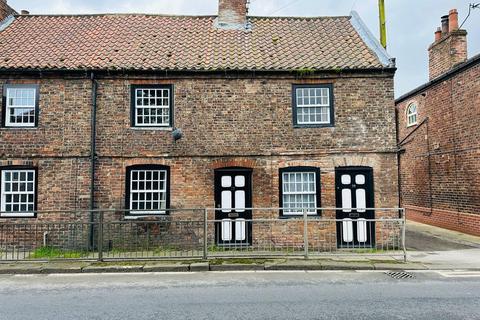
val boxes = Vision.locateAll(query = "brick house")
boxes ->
[0,0,399,248]
[396,9,480,236]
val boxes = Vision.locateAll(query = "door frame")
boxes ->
[335,166,375,248]
[214,167,253,246]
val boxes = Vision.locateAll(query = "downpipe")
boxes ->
[89,73,98,250]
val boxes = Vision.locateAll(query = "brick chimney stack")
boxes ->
[428,9,468,80]
[0,0,17,22]
[216,0,248,29]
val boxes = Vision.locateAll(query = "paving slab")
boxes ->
[373,263,427,270]
[190,262,209,272]
[143,263,189,272]
[210,263,264,271]
[41,262,90,274]
[264,260,322,271]
[320,260,374,270]
[0,263,43,274]
[82,264,144,273]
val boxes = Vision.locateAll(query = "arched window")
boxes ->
[406,103,417,127]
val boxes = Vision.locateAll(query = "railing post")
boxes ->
[402,208,407,262]
[303,208,309,259]
[203,208,208,260]
[97,211,104,262]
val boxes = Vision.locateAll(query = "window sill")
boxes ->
[124,211,168,219]
[406,123,418,128]
[0,213,36,218]
[0,127,38,130]
[293,124,334,129]
[278,213,322,219]
[130,127,173,131]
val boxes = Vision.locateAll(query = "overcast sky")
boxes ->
[8,0,480,97]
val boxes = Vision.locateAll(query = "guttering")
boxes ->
[0,67,397,78]
[89,72,98,249]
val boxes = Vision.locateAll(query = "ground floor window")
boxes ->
[0,167,36,217]
[279,167,321,216]
[126,165,170,215]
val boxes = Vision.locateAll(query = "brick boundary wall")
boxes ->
[406,205,480,237]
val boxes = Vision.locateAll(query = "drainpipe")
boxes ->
[89,72,98,249]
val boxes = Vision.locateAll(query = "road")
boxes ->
[0,271,479,320]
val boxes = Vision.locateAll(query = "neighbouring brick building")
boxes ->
[0,0,399,249]
[396,9,480,236]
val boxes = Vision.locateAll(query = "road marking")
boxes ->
[436,271,480,278]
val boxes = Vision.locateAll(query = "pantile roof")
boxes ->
[0,14,391,71]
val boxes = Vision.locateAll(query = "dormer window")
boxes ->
[406,102,418,127]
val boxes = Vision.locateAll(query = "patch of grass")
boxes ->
[29,246,88,259]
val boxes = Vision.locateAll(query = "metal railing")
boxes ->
[0,208,406,262]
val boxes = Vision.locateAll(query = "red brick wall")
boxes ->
[0,72,399,248]
[0,73,398,212]
[396,62,480,235]
[428,30,468,80]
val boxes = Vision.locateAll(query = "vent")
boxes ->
[386,271,415,279]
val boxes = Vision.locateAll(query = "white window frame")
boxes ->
[133,86,172,128]
[4,85,38,128]
[281,171,318,216]
[294,85,334,126]
[406,102,418,127]
[128,168,168,215]
[0,169,36,217]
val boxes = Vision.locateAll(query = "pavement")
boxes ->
[405,220,480,270]
[0,220,478,274]
[0,271,479,319]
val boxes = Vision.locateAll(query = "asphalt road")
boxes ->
[0,271,479,320]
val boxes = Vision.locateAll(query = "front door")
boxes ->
[214,168,253,246]
[335,167,375,248]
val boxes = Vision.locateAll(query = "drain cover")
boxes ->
[386,271,415,279]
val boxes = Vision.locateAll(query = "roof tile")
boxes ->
[0,14,385,71]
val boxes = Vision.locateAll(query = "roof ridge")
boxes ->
[14,13,350,19]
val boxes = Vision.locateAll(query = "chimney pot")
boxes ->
[449,9,458,31]
[20,10,29,15]
[434,27,442,41]
[441,15,449,34]
[429,10,468,80]
[216,0,248,29]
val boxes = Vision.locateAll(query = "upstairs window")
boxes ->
[279,167,321,217]
[293,84,334,127]
[0,167,36,218]
[126,165,170,215]
[2,84,39,128]
[131,85,173,128]
[406,103,418,127]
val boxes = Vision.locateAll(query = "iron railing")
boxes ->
[0,208,406,262]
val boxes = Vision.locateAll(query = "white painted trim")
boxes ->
[349,11,393,68]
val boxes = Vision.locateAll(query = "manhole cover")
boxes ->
[386,271,415,279]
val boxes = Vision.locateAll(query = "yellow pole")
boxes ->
[379,0,387,49]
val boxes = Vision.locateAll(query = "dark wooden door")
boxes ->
[335,167,375,248]
[214,168,253,246]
